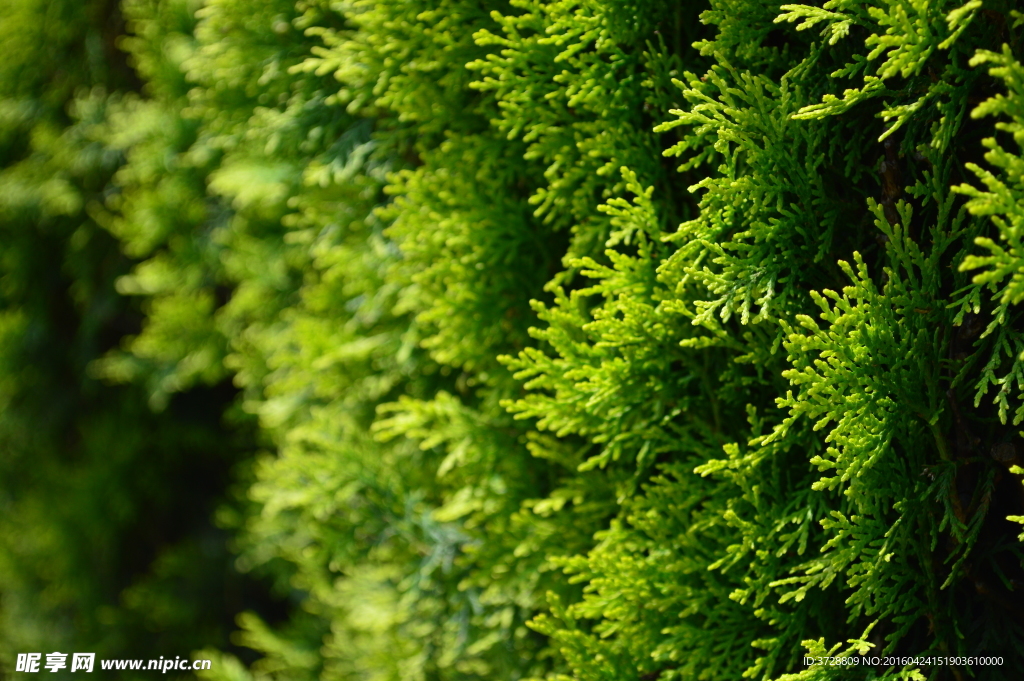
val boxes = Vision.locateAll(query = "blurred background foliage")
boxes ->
[5,0,1024,680]
[0,0,289,672]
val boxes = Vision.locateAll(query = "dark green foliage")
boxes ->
[9,0,1024,680]
[0,0,285,675]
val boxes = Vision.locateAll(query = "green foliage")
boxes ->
[11,0,1024,679]
[0,0,277,674]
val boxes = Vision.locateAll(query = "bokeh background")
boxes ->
[0,0,291,672]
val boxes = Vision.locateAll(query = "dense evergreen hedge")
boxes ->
[0,0,284,669]
[6,0,1024,679]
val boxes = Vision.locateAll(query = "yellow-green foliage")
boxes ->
[9,0,1024,679]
